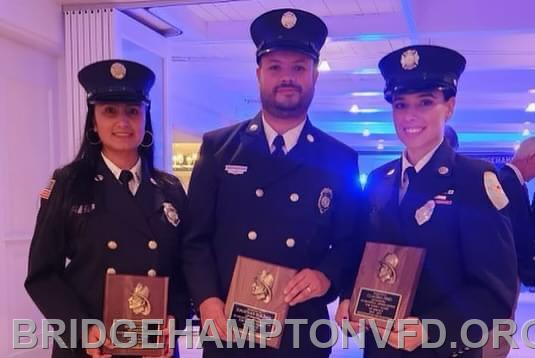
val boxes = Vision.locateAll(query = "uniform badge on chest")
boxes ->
[415,200,436,226]
[318,187,333,214]
[163,202,180,227]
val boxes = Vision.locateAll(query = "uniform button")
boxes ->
[286,238,295,248]
[148,241,158,250]
[255,189,264,198]
[306,134,315,143]
[248,231,258,241]
[290,193,300,202]
[107,241,118,250]
[106,267,116,275]
[249,124,259,132]
[147,269,157,277]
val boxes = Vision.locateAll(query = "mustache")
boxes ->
[274,84,302,93]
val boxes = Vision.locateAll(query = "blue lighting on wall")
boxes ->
[359,173,368,188]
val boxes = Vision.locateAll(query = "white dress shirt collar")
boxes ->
[101,152,142,195]
[262,114,306,154]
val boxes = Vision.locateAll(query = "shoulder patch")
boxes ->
[483,171,509,210]
[40,179,56,200]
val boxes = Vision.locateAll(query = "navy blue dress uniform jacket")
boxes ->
[25,158,190,358]
[182,113,365,357]
[498,165,535,286]
[346,142,517,358]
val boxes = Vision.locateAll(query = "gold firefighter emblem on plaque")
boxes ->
[378,253,399,284]
[251,269,274,304]
[128,283,151,316]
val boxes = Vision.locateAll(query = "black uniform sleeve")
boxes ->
[499,168,535,286]
[315,151,367,303]
[161,175,192,328]
[339,166,376,301]
[181,136,222,306]
[422,168,518,357]
[24,170,90,346]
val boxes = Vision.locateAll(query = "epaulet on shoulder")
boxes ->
[154,171,182,188]
[456,154,496,177]
[203,121,247,144]
[371,158,399,178]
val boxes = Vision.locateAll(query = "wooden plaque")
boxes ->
[225,256,297,349]
[349,242,425,325]
[102,274,168,356]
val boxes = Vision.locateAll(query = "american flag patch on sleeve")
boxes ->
[40,179,56,200]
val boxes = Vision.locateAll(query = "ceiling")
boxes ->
[61,0,535,153]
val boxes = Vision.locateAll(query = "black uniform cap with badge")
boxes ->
[378,45,466,103]
[250,8,328,64]
[78,59,155,104]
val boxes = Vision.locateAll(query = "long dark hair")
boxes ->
[61,102,156,209]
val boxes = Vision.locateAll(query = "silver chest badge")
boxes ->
[415,200,436,226]
[163,202,180,227]
[401,49,420,70]
[318,187,333,214]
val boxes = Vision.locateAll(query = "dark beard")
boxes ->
[260,85,314,119]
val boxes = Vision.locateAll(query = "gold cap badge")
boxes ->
[281,11,297,29]
[110,62,127,80]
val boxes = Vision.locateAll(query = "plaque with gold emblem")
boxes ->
[225,256,297,349]
[102,274,168,356]
[349,242,425,325]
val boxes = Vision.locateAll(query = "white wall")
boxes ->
[0,1,63,357]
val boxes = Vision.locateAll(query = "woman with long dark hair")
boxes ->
[25,59,189,357]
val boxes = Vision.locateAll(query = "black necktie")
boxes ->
[400,167,417,203]
[119,170,134,195]
[272,135,286,158]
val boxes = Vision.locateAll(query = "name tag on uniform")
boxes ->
[225,164,248,175]
[72,203,96,214]
[433,189,454,205]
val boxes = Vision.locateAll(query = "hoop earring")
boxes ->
[140,131,153,148]
[86,130,101,145]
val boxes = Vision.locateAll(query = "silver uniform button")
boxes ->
[248,231,258,241]
[106,267,116,275]
[147,269,157,277]
[107,241,118,250]
[249,124,259,132]
[286,238,296,248]
[94,174,104,182]
[255,188,264,198]
[306,134,315,143]
[148,241,158,250]
[290,193,300,202]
